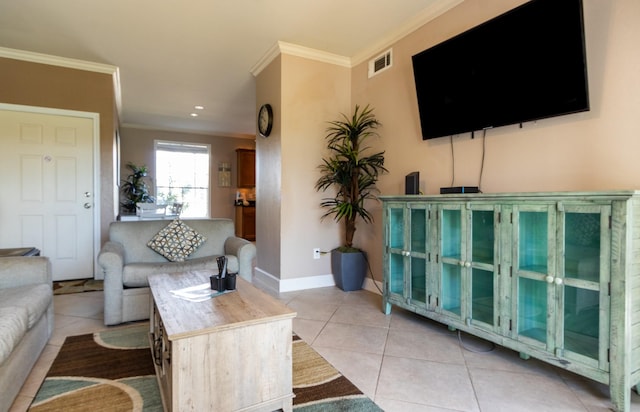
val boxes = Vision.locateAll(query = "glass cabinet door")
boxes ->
[513,205,556,349]
[513,203,609,370]
[384,203,430,312]
[469,207,498,330]
[439,205,464,319]
[386,204,406,299]
[408,205,429,307]
[557,205,610,369]
[438,204,499,330]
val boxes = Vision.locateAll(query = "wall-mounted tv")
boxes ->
[412,0,589,140]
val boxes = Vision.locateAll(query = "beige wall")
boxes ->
[280,55,351,280]
[255,54,351,284]
[0,57,117,245]
[350,0,640,283]
[255,56,283,279]
[119,127,255,220]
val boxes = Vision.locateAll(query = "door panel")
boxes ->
[0,109,95,280]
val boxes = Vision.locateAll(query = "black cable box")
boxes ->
[440,186,480,194]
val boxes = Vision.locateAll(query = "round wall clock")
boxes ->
[258,103,273,137]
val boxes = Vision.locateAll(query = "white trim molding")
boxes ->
[253,266,383,296]
[250,41,351,77]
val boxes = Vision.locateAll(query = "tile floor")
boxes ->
[10,285,640,412]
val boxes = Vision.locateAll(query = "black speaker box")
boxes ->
[405,172,419,195]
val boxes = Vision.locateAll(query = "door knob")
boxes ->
[84,203,92,209]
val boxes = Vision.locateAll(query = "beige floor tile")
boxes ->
[292,317,326,343]
[285,298,339,322]
[377,355,480,412]
[389,307,452,335]
[374,397,456,412]
[463,343,561,378]
[329,304,392,328]
[313,322,388,354]
[313,346,382,399]
[53,291,104,319]
[470,367,586,412]
[385,327,465,364]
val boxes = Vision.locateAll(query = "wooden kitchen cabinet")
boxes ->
[235,205,255,241]
[236,149,255,188]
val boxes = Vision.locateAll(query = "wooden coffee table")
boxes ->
[148,270,296,412]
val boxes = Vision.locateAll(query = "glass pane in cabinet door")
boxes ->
[411,257,426,304]
[517,277,547,343]
[472,210,494,265]
[519,212,548,273]
[389,253,404,295]
[389,208,404,249]
[441,263,461,315]
[564,286,599,359]
[410,208,427,252]
[472,268,494,325]
[441,209,461,260]
[564,213,600,283]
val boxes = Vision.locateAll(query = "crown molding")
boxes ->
[250,41,351,77]
[0,46,122,120]
[352,0,464,66]
[251,0,463,75]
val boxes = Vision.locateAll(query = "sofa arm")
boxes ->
[0,257,52,289]
[98,241,126,325]
[224,237,256,282]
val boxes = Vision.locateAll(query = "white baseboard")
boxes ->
[253,267,382,296]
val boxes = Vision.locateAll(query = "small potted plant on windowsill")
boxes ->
[315,104,387,291]
[120,162,155,215]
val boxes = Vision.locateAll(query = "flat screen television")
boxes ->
[412,0,589,140]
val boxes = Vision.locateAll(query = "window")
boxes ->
[155,140,210,218]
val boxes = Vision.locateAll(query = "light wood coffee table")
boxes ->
[148,270,296,412]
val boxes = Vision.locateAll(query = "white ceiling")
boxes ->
[0,0,461,138]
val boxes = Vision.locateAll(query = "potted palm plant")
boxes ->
[315,104,387,291]
[120,162,155,214]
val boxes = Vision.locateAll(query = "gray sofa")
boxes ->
[0,256,53,412]
[98,218,256,325]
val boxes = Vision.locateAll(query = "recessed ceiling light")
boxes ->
[194,105,204,110]
[190,113,198,117]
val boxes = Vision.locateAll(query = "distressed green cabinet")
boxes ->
[385,202,433,313]
[437,203,500,334]
[382,192,640,412]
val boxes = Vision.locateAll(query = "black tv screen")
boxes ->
[412,0,589,140]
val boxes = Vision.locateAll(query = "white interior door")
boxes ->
[0,107,97,280]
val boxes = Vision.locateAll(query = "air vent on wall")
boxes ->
[368,49,392,78]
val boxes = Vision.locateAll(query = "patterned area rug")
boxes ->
[30,324,382,411]
[53,279,104,295]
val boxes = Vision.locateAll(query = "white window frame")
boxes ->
[154,140,211,218]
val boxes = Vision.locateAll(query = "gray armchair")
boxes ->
[98,218,256,325]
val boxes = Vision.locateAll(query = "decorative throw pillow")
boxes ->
[147,219,207,262]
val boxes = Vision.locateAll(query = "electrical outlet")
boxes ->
[313,248,321,259]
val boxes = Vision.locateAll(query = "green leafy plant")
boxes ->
[315,104,387,250]
[120,162,155,213]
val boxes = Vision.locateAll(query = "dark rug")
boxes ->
[29,324,382,411]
